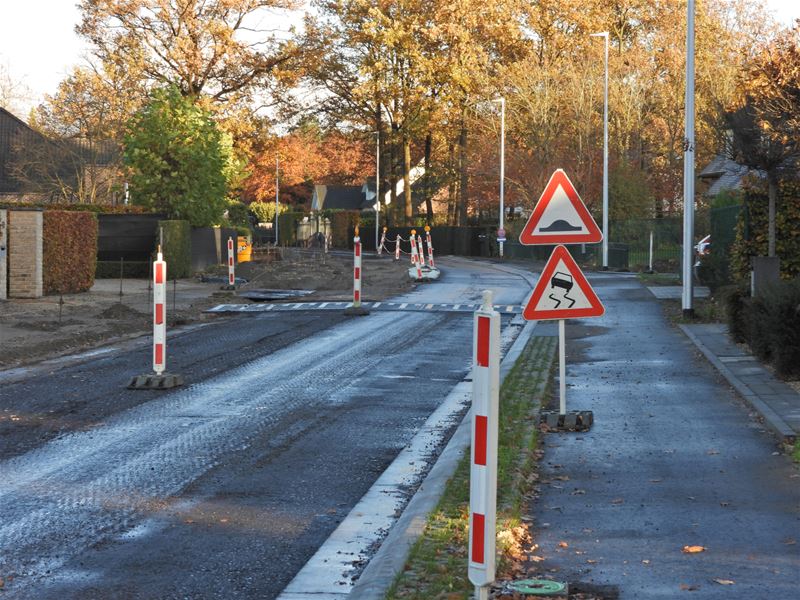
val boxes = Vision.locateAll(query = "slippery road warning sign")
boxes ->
[519,169,602,245]
[523,245,604,321]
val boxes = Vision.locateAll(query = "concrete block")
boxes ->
[751,256,780,297]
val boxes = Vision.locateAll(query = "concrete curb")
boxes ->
[679,324,796,443]
[348,318,539,600]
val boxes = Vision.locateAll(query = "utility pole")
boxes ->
[590,31,609,269]
[275,157,280,247]
[682,0,696,318]
[375,131,380,251]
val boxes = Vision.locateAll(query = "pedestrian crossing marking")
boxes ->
[206,302,523,315]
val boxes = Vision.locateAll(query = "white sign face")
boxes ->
[519,169,602,245]
[523,245,604,321]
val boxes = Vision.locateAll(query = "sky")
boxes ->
[0,0,798,118]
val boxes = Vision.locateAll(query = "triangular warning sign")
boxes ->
[523,245,604,321]
[519,169,602,245]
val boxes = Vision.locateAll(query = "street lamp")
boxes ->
[590,31,609,269]
[275,156,280,247]
[374,130,380,251]
[682,0,696,317]
[493,97,506,258]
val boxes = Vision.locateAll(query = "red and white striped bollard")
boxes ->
[469,290,500,599]
[353,228,362,307]
[425,225,436,269]
[416,233,426,267]
[394,235,401,261]
[378,227,387,255]
[153,249,167,375]
[227,236,235,287]
[409,230,423,280]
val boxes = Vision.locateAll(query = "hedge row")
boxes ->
[0,202,154,215]
[158,220,191,279]
[731,180,800,282]
[43,210,98,295]
[723,280,800,379]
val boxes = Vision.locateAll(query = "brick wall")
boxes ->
[0,209,6,300]
[8,209,43,298]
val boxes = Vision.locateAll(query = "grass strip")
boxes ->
[386,334,557,599]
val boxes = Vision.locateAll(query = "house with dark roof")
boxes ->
[0,107,121,204]
[0,107,42,196]
[310,184,372,211]
[698,155,754,197]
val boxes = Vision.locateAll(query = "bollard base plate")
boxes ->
[343,305,370,316]
[220,284,236,291]
[128,373,184,390]
[540,410,593,432]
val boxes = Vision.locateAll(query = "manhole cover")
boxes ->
[508,579,567,595]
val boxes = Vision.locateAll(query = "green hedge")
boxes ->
[277,211,304,245]
[157,219,191,278]
[0,202,155,214]
[330,210,361,248]
[95,260,150,279]
[43,210,98,295]
[725,279,800,379]
[731,180,800,282]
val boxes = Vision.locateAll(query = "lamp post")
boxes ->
[590,31,609,269]
[375,131,380,251]
[682,0,696,317]
[274,157,280,247]
[493,97,506,258]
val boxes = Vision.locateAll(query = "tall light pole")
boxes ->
[493,97,506,258]
[682,0,696,317]
[274,156,280,247]
[375,131,380,251]
[590,31,609,269]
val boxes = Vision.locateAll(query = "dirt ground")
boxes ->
[0,248,413,368]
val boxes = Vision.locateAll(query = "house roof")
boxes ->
[698,155,753,196]
[0,107,41,193]
[311,184,370,211]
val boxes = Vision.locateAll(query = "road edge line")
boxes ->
[344,319,538,599]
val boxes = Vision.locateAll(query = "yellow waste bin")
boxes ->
[237,236,252,263]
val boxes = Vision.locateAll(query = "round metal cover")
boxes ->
[508,578,567,595]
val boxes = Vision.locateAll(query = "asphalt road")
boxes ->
[0,257,533,599]
[530,273,799,599]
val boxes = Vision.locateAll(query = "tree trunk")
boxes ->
[768,173,777,257]
[456,116,468,227]
[403,134,412,221]
[424,131,433,224]
[389,123,398,222]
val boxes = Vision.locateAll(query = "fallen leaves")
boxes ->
[680,583,700,591]
[682,545,706,554]
[712,578,735,585]
[611,498,624,505]
[558,541,569,548]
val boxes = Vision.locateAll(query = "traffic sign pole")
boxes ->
[559,319,566,415]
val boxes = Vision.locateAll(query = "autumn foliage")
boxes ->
[242,124,373,208]
[43,210,98,295]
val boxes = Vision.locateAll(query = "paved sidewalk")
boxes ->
[525,273,799,599]
[681,323,799,442]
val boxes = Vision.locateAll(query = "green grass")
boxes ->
[791,439,800,463]
[386,335,557,599]
[637,272,681,286]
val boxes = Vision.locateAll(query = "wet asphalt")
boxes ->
[0,257,531,599]
[529,273,799,599]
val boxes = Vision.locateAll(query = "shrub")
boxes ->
[249,200,287,224]
[225,200,251,230]
[720,284,749,343]
[277,211,304,245]
[761,280,800,378]
[743,295,773,362]
[43,210,98,295]
[731,179,800,282]
[157,219,191,278]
